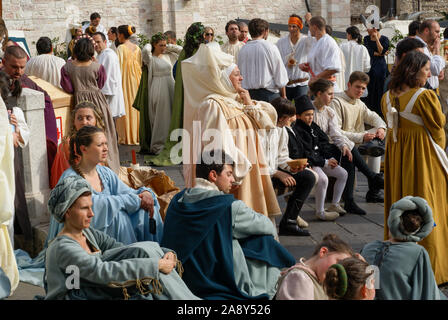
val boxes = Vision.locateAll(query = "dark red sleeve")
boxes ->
[60,65,74,93]
[97,64,107,89]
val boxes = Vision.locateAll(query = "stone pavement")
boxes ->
[7,145,448,299]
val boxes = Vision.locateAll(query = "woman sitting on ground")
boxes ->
[45,175,199,300]
[361,196,447,300]
[46,125,164,245]
[50,101,105,189]
[323,257,375,300]
[276,234,354,300]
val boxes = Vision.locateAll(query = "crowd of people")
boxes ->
[1,10,448,301]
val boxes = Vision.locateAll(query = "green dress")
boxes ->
[133,64,151,154]
[44,228,199,300]
[144,50,187,166]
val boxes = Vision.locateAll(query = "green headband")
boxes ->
[151,32,167,44]
[330,264,348,298]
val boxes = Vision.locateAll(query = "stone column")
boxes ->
[18,88,50,228]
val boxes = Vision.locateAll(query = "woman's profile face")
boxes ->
[75,28,83,38]
[117,32,125,44]
[107,29,116,41]
[229,66,243,91]
[74,108,97,131]
[416,61,431,87]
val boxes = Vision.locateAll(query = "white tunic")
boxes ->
[307,34,342,92]
[237,39,288,93]
[97,48,126,118]
[276,34,314,88]
[340,40,371,87]
[25,54,66,88]
[261,126,292,176]
[415,36,446,90]
[221,41,244,64]
[82,23,107,38]
[0,98,19,295]
[162,43,183,67]
[313,104,354,150]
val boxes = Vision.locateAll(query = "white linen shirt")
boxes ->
[313,104,354,150]
[340,40,371,88]
[307,34,342,91]
[276,34,314,88]
[237,39,288,93]
[261,126,292,176]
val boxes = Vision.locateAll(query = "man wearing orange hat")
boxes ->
[276,14,315,105]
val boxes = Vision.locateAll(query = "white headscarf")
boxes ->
[181,43,239,112]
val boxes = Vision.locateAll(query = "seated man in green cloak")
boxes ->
[161,149,296,300]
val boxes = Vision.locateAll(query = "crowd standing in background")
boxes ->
[0,9,448,301]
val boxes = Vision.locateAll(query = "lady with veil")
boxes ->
[182,43,282,223]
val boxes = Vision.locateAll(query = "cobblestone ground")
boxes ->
[7,145,448,299]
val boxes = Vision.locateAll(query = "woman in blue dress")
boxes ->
[362,27,389,118]
[46,125,164,245]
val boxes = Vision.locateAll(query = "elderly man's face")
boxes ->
[2,55,27,80]
[238,25,248,41]
[429,22,440,44]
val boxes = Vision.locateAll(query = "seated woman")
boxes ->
[50,101,105,189]
[276,234,354,300]
[47,125,164,245]
[361,196,447,300]
[323,257,375,300]
[45,175,199,300]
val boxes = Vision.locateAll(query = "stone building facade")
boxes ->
[1,0,351,56]
[351,0,447,23]
[0,0,445,56]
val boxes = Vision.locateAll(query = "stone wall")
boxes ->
[2,0,353,56]
[2,0,153,56]
[351,0,447,24]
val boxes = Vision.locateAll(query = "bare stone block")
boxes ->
[19,88,51,227]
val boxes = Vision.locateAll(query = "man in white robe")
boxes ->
[299,16,342,92]
[221,20,244,64]
[82,12,107,38]
[0,97,19,297]
[25,37,66,88]
[276,14,314,104]
[237,18,288,102]
[93,32,126,119]
[415,20,446,91]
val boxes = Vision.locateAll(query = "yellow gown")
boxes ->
[381,88,448,285]
[116,44,142,145]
